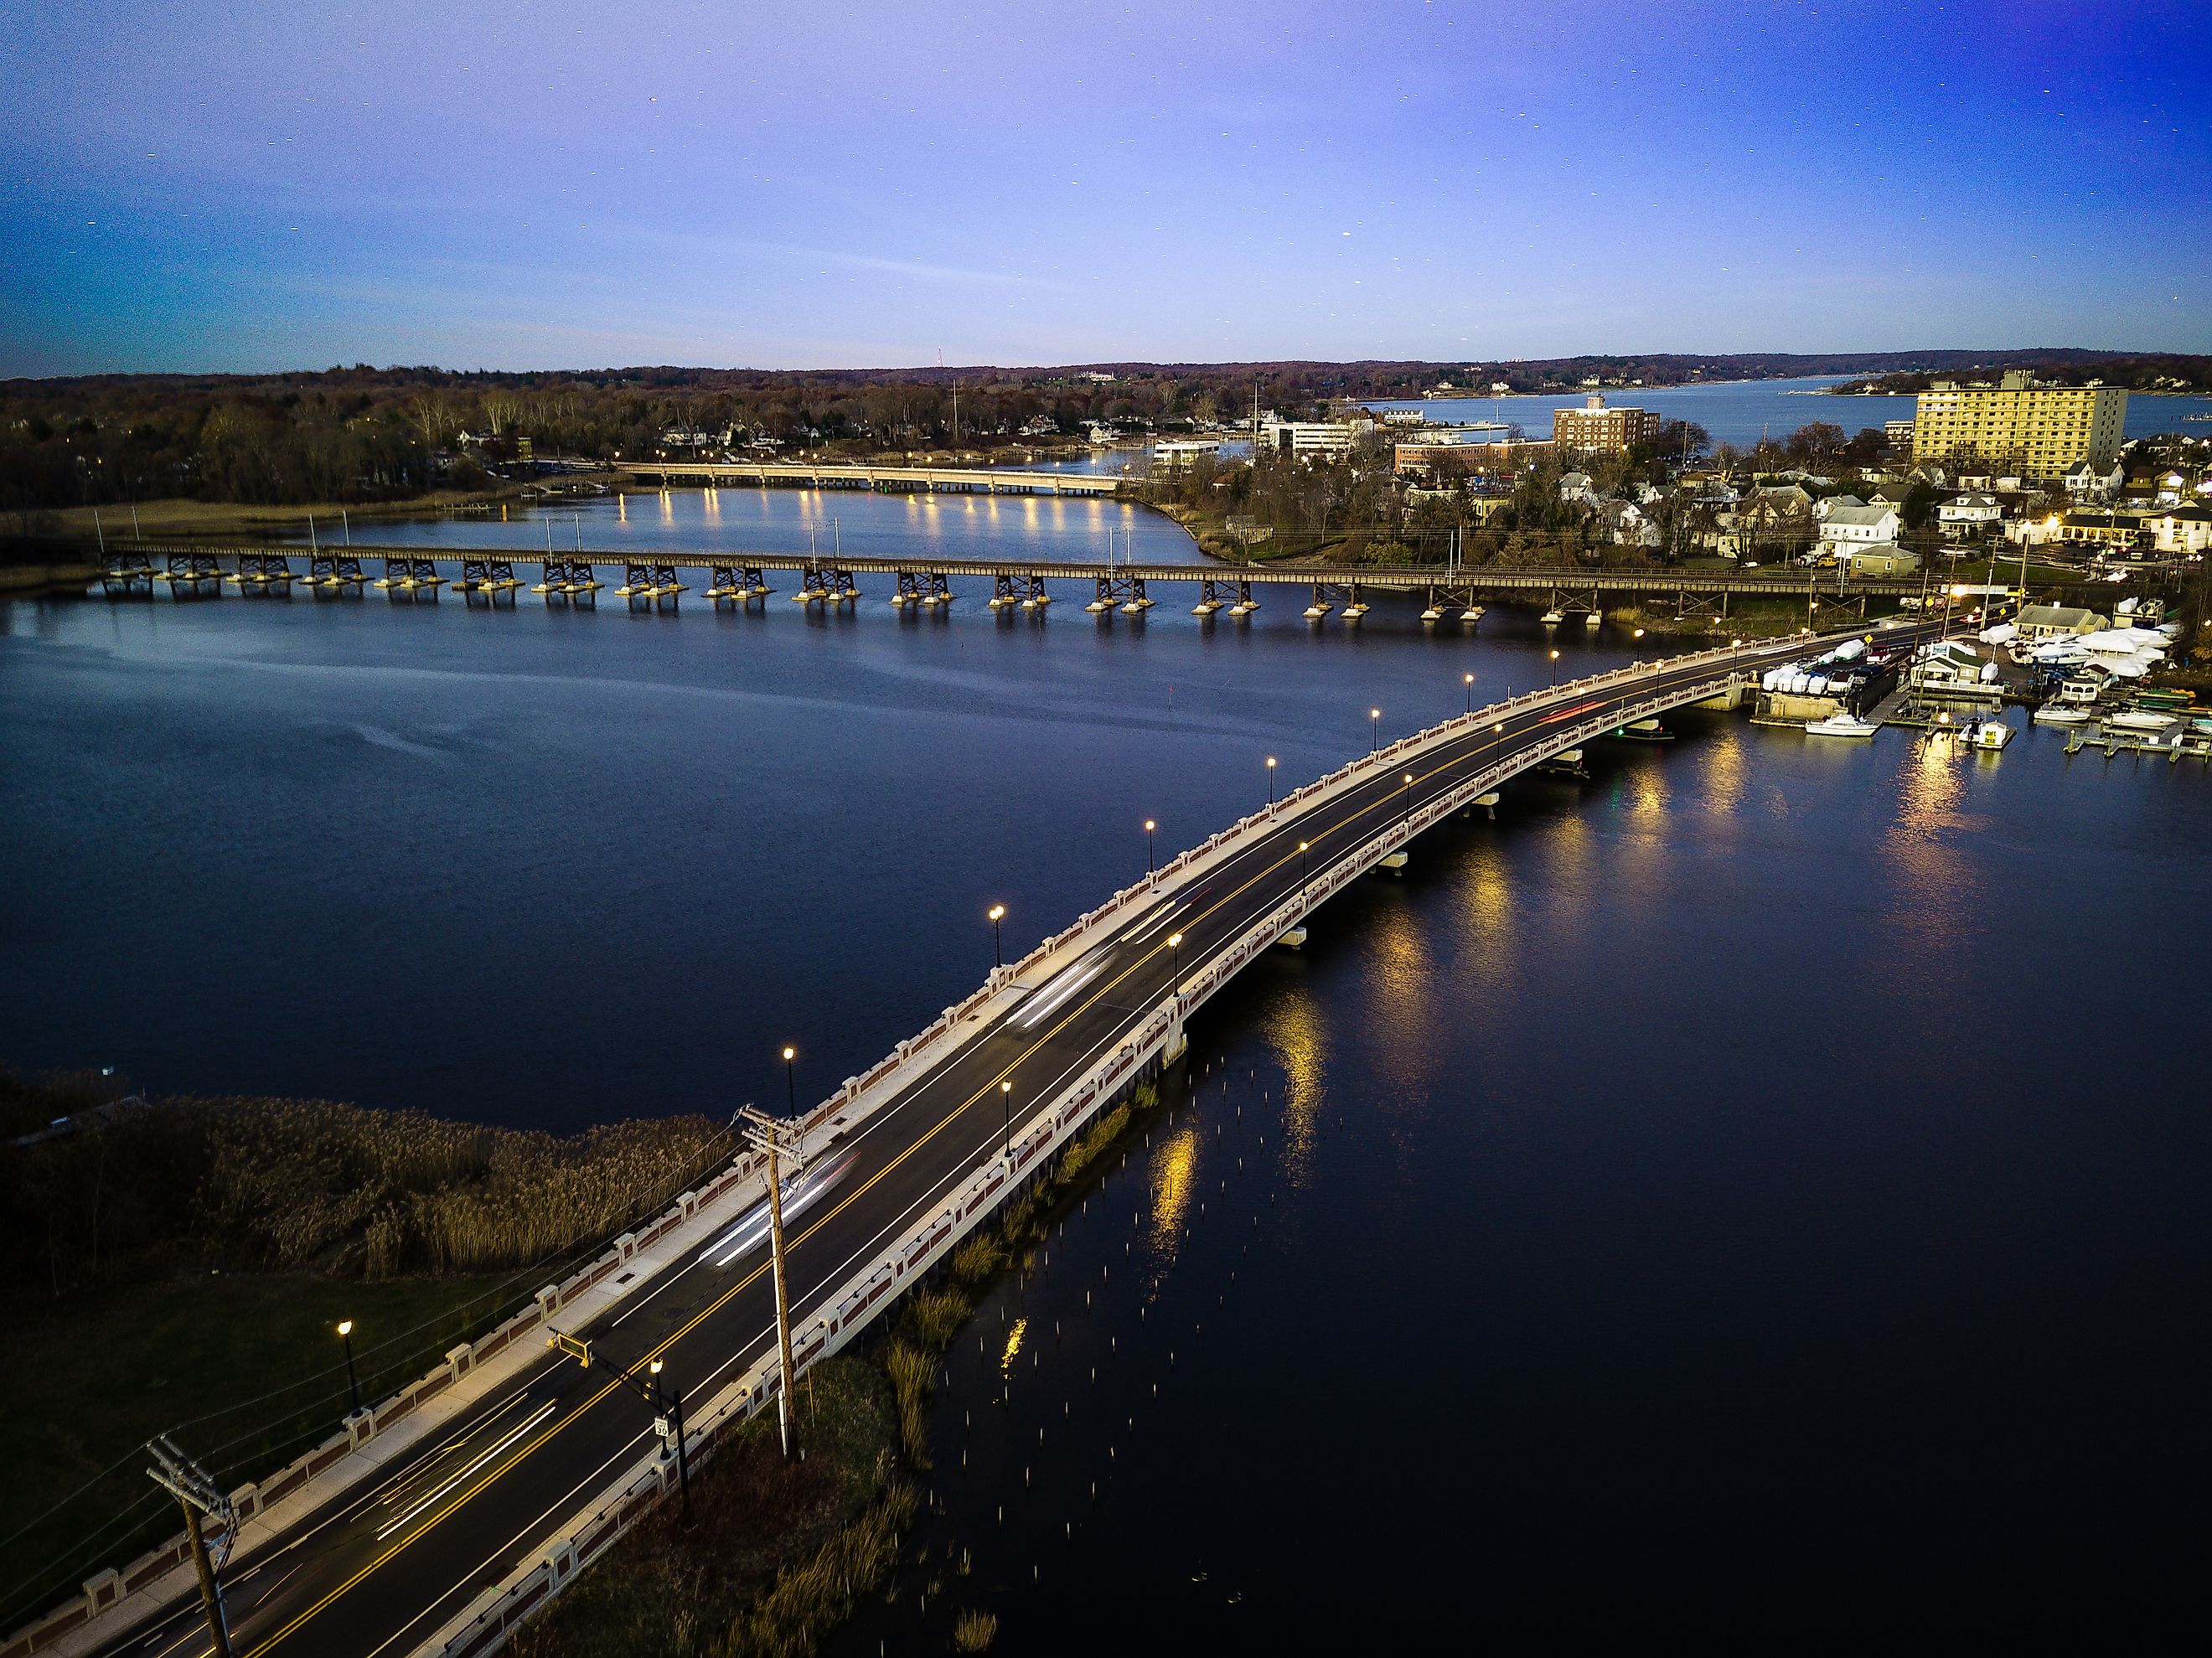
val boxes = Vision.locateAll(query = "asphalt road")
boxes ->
[94,628,1928,1658]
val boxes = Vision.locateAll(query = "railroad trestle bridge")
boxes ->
[93,542,1924,629]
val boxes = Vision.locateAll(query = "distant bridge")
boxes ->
[625,460,1125,496]
[90,542,1937,629]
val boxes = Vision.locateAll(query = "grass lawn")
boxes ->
[1,1268,514,1622]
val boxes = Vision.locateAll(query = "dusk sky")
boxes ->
[3,0,2206,376]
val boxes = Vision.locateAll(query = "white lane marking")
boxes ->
[373,1403,556,1542]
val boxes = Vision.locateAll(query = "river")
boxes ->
[3,571,2206,1645]
[1372,374,2212,447]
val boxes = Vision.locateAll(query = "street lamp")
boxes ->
[1000,1078,1013,1160]
[1464,672,1475,715]
[1298,839,1310,906]
[1369,708,1381,752]
[1145,819,1155,874]
[988,903,1005,968]
[648,1357,692,1522]
[782,1046,797,1114]
[1402,772,1414,828]
[337,1320,360,1413]
[1548,648,1561,686]
[1166,932,1183,987]
[1266,756,1277,805]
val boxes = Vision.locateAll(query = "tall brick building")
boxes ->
[1552,395,1662,455]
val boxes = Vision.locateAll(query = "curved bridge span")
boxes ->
[36,626,1942,1658]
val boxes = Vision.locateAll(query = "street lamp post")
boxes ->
[1166,931,1182,989]
[1402,772,1414,829]
[1145,819,1155,874]
[337,1320,360,1413]
[1464,672,1475,715]
[1266,756,1277,806]
[1548,648,1561,686]
[1000,1078,1013,1160]
[988,903,1005,968]
[648,1358,692,1523]
[1370,708,1381,753]
[783,1046,797,1115]
[1298,839,1310,906]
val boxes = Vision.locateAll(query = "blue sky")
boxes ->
[2,0,2205,374]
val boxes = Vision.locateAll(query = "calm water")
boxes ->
[5,586,2207,1645]
[285,486,1201,564]
[1372,374,2212,447]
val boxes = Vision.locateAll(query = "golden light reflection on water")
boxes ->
[1145,1121,1199,1272]
[1000,1317,1026,1376]
[1880,736,1980,984]
[1354,900,1446,1142]
[1260,992,1328,1190]
[1697,720,1749,819]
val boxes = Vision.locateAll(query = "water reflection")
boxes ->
[1261,993,1328,1191]
[1144,1120,1199,1284]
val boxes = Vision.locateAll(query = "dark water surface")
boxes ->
[5,588,2207,1645]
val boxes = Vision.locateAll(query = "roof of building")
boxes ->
[2018,604,2102,629]
[1822,504,1897,528]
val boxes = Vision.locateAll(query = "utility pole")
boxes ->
[739,1105,805,1457]
[147,1438,234,1658]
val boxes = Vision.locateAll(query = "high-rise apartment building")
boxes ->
[1910,371,2127,475]
[1552,395,1662,455]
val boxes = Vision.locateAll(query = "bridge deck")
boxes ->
[101,542,1937,598]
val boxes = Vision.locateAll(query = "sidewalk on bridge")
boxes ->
[32,1161,776,1658]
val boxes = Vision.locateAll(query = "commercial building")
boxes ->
[1551,395,1662,456]
[1150,438,1223,473]
[1393,438,1553,478]
[1261,419,1374,459]
[1909,372,2127,476]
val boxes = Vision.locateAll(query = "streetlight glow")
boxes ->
[336,1320,353,1337]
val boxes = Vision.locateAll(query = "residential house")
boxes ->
[1842,546,1921,576]
[1937,491,2004,539]
[2058,510,2147,554]
[1558,471,1598,505]
[2062,459,2122,501]
[1817,503,1902,555]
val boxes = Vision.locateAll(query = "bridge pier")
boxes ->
[892,571,952,609]
[100,550,154,597]
[1676,587,1729,623]
[154,550,222,595]
[1809,591,1868,630]
[1421,581,1484,623]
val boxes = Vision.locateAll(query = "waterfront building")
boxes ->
[1553,395,1662,455]
[2017,604,2109,639]
[1150,438,1223,473]
[1393,438,1553,479]
[1261,419,1375,459]
[1885,419,1916,451]
[1910,372,2127,476]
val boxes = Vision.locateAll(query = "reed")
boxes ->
[952,1609,1000,1652]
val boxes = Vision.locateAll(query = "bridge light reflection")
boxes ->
[1145,1123,1200,1268]
[1000,1317,1027,1376]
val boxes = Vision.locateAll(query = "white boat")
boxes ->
[2033,705,2094,726]
[1805,712,1881,739]
[2107,710,2178,734]
[1972,721,2015,750]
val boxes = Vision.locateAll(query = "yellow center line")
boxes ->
[251,675,1673,1652]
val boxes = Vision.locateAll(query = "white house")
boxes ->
[1558,471,1598,505]
[2063,459,2122,501]
[1818,503,1901,552]
[2149,507,2212,556]
[1938,491,2004,538]
[1813,494,1864,521]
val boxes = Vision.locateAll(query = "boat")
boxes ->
[1805,712,1881,739]
[2033,705,2094,726]
[2107,710,2179,734]
[1972,721,2015,750]
[1609,717,1674,743]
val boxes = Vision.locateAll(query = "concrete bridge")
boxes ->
[624,459,1124,495]
[22,621,1949,1658]
[94,541,1939,629]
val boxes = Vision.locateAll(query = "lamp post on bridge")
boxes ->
[1000,1078,1013,1160]
[1166,931,1182,993]
[1298,839,1310,909]
[1145,819,1155,875]
[988,904,1005,968]
[336,1320,360,1413]
[1265,756,1277,807]
[1464,672,1475,715]
[1402,772,1414,830]
[1369,708,1381,753]
[783,1046,797,1116]
[1549,648,1561,687]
